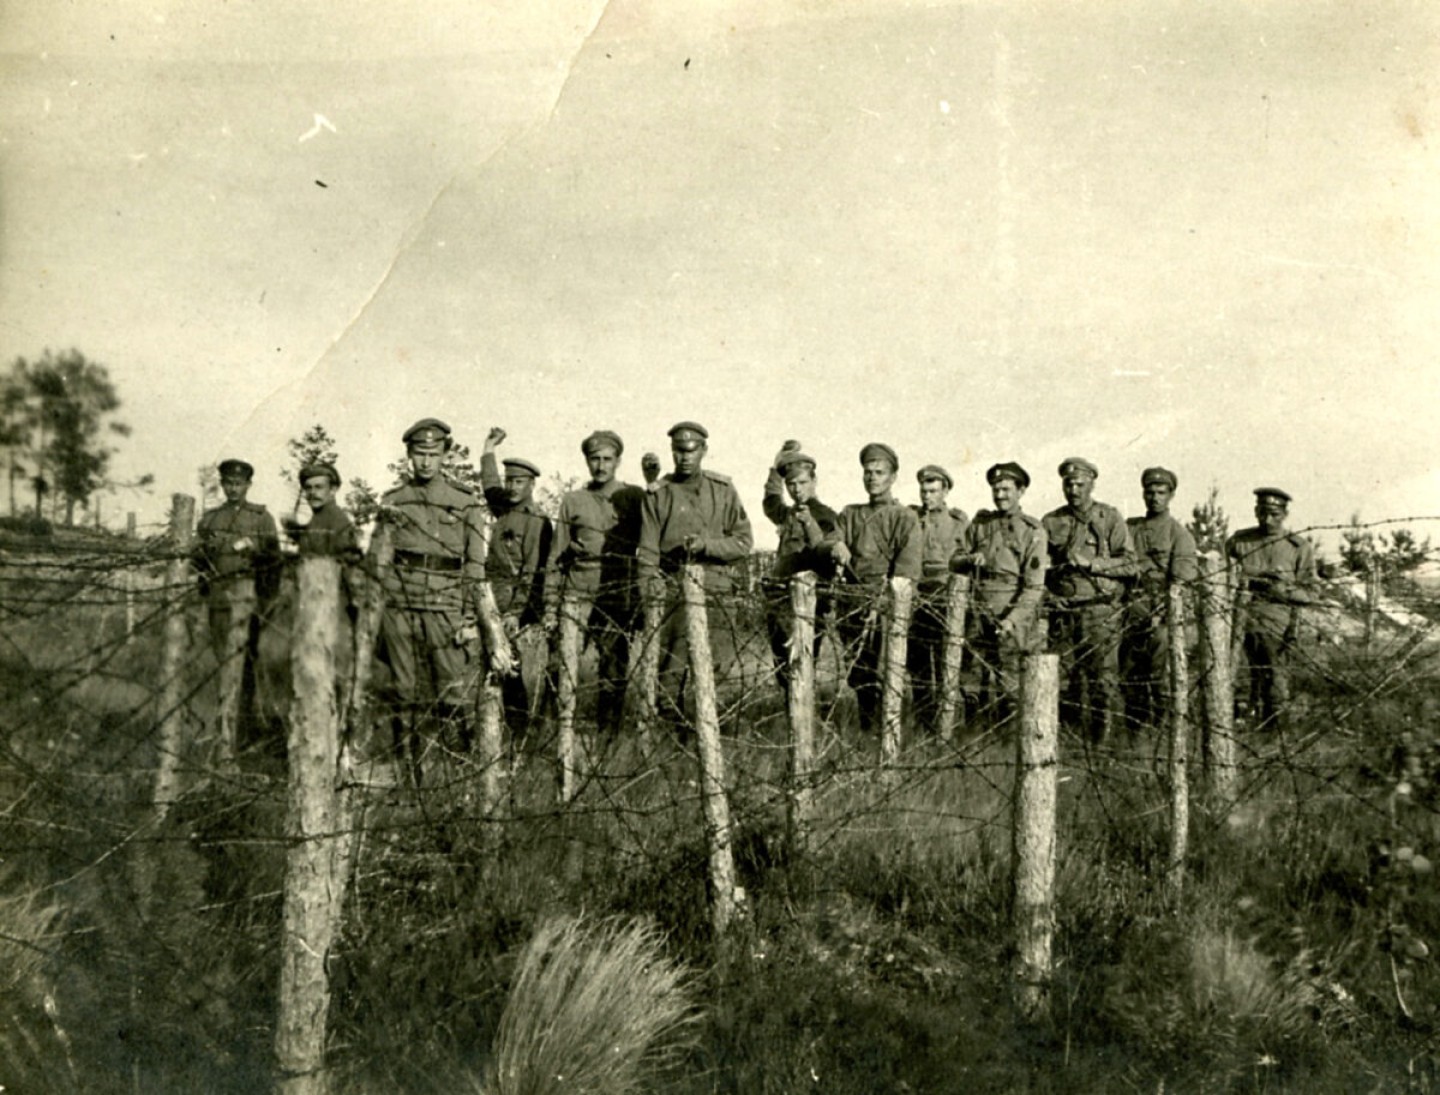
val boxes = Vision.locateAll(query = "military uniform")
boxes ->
[954,502,1047,714]
[826,484,922,733]
[908,494,970,732]
[638,424,754,723]
[290,501,359,558]
[1227,505,1315,728]
[1043,484,1136,743]
[761,454,838,699]
[1121,510,1197,730]
[193,488,280,754]
[481,452,554,736]
[551,474,646,737]
[375,470,487,743]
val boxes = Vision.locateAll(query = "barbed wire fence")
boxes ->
[3,501,1440,1091]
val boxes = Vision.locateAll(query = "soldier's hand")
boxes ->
[502,614,522,640]
[490,642,518,678]
[454,621,480,646]
[485,426,507,450]
[832,542,852,567]
[233,536,254,553]
[641,452,662,484]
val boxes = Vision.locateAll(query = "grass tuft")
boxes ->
[478,915,699,1095]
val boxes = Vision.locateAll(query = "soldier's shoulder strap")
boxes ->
[243,501,271,514]
[1018,512,1043,529]
[948,506,968,523]
[1126,514,1145,529]
[701,469,733,486]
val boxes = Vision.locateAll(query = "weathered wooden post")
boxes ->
[153,494,196,819]
[936,574,971,743]
[1012,652,1058,1021]
[124,511,138,641]
[276,556,350,1095]
[555,588,583,803]
[880,575,914,770]
[1166,584,1190,900]
[1364,559,1380,655]
[682,563,738,939]
[627,587,663,754]
[786,571,817,857]
[474,517,513,831]
[1197,551,1237,806]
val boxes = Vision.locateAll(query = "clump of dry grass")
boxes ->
[0,871,77,1093]
[478,915,699,1095]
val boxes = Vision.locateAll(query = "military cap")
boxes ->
[402,417,452,447]
[1141,466,1178,490]
[986,461,1030,489]
[217,458,255,480]
[1058,457,1099,479]
[777,451,817,480]
[502,457,541,479]
[859,442,899,471]
[299,462,340,487]
[916,464,953,490]
[667,421,709,445]
[1254,487,1292,505]
[581,429,624,457]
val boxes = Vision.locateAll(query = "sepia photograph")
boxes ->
[2,1,1438,1091]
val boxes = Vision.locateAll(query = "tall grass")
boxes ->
[0,871,78,1094]
[478,916,698,1095]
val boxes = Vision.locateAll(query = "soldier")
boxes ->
[282,462,359,559]
[761,441,838,701]
[548,429,647,740]
[1227,487,1315,729]
[1042,457,1136,744]
[949,462,1046,720]
[637,421,753,725]
[193,457,281,765]
[375,418,510,783]
[1120,467,1198,733]
[825,443,922,733]
[908,464,970,733]
[480,428,554,745]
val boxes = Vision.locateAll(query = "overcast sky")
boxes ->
[2,0,1436,548]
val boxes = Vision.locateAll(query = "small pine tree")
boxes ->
[1188,485,1230,554]
[281,424,340,487]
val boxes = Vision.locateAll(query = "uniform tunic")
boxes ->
[761,466,838,695]
[955,508,1047,704]
[550,478,647,735]
[1121,513,1198,729]
[908,505,970,729]
[825,496,921,730]
[290,502,358,558]
[480,452,553,626]
[638,468,754,721]
[1226,525,1316,724]
[375,475,486,706]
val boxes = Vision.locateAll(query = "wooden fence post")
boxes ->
[682,563,738,940]
[1364,559,1380,655]
[786,572,817,857]
[628,590,663,754]
[1197,551,1237,807]
[153,494,196,819]
[1013,652,1058,1021]
[124,511,138,641]
[880,576,914,769]
[936,574,971,743]
[1166,583,1190,900]
[555,588,583,803]
[342,523,389,762]
[275,557,350,1095]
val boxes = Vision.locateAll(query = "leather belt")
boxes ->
[394,549,463,571]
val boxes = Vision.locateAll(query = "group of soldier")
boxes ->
[189,415,1316,772]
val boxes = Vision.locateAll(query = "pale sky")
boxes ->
[3,0,1437,548]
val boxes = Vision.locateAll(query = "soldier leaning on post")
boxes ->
[283,462,360,560]
[908,464,970,734]
[547,429,647,741]
[1042,457,1137,745]
[480,427,555,747]
[761,441,838,702]
[949,462,1046,722]
[637,421,754,728]
[192,457,281,761]
[374,418,513,784]
[824,442,922,734]
[1120,466,1198,734]
[1226,487,1315,730]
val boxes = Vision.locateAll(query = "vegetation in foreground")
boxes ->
[3,589,1440,1094]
